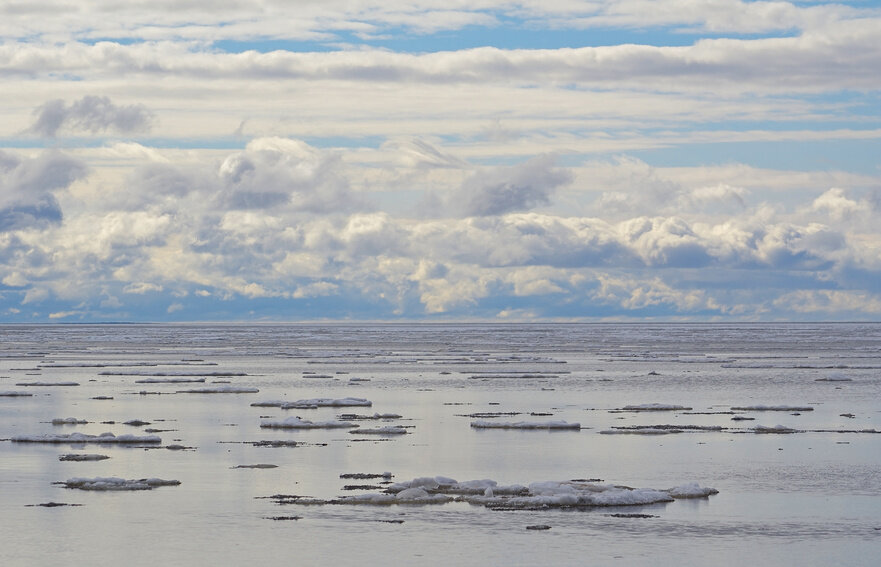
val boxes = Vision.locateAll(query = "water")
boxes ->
[2,323,880,566]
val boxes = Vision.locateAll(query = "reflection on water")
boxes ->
[2,323,880,566]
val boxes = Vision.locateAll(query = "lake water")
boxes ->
[2,323,880,566]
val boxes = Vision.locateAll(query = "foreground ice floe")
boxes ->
[275,476,718,509]
[252,397,372,409]
[260,417,357,429]
[11,432,162,444]
[58,477,180,491]
[470,420,581,430]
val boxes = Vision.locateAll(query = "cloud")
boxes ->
[0,150,87,231]
[434,155,572,217]
[27,95,155,138]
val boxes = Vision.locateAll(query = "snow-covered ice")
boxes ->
[12,432,162,444]
[281,476,718,509]
[753,424,799,433]
[260,417,358,429]
[59,477,181,491]
[470,420,581,430]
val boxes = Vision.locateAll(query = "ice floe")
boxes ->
[59,453,110,461]
[0,391,33,397]
[15,382,79,387]
[618,404,692,411]
[134,377,206,384]
[58,477,180,491]
[12,432,162,444]
[731,405,813,412]
[176,386,259,393]
[470,420,580,430]
[752,424,799,433]
[338,413,403,420]
[351,426,408,435]
[600,428,682,435]
[815,373,852,382]
[273,476,718,509]
[260,416,358,429]
[251,397,371,409]
[51,418,88,425]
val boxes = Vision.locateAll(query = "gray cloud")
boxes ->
[27,95,155,138]
[436,155,572,217]
[0,150,86,231]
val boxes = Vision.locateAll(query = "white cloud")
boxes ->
[26,95,155,138]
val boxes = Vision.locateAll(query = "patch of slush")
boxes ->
[58,477,180,491]
[470,420,580,430]
[0,391,33,397]
[731,405,814,411]
[176,386,259,393]
[12,432,162,444]
[260,416,358,429]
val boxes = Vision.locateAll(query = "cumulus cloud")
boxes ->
[27,95,155,138]
[0,150,86,231]
[431,155,572,217]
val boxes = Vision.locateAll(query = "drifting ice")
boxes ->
[260,417,357,429]
[177,386,259,393]
[59,477,180,491]
[470,420,581,430]
[12,432,162,444]
[251,397,372,409]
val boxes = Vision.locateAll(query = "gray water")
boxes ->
[2,323,880,566]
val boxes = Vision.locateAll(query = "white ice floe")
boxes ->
[667,482,720,498]
[176,386,259,393]
[619,404,692,411]
[251,397,371,409]
[470,420,581,430]
[731,405,813,411]
[12,432,162,444]
[51,418,88,425]
[59,453,110,461]
[292,476,717,509]
[15,382,79,387]
[351,426,408,435]
[59,477,180,491]
[752,424,799,433]
[338,413,403,420]
[134,377,206,383]
[0,391,33,397]
[260,416,358,429]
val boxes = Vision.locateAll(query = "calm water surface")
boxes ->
[2,323,880,566]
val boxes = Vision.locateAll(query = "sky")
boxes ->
[1,0,880,323]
